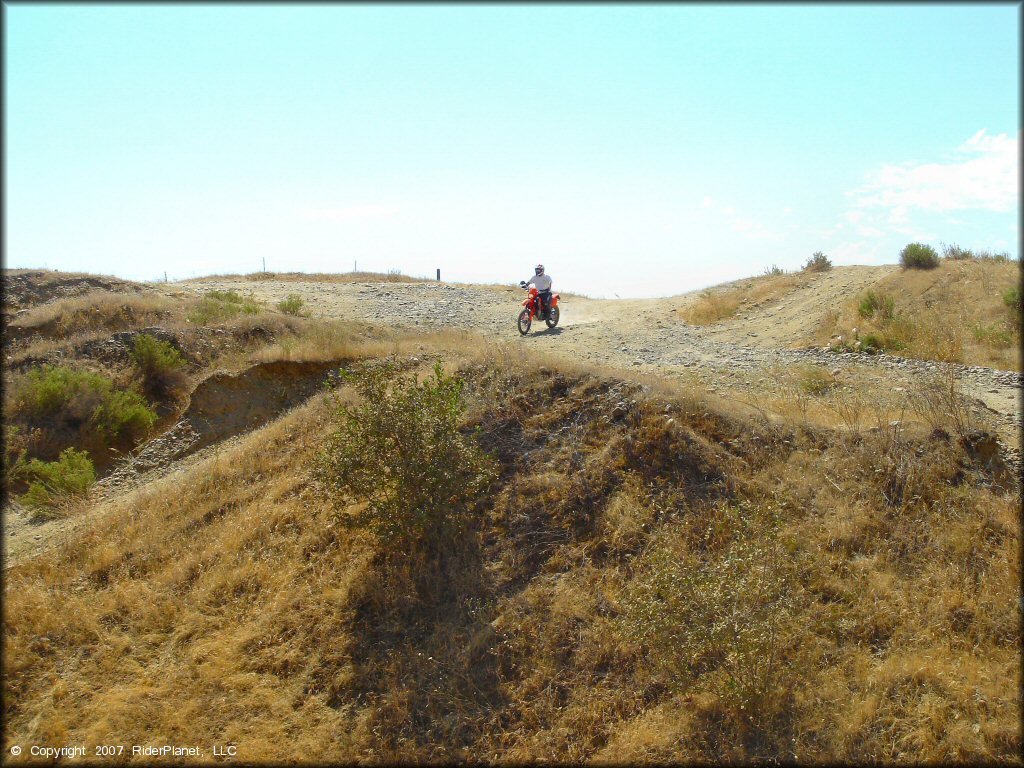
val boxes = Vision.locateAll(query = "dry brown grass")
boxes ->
[3,349,1018,763]
[679,273,807,325]
[8,291,177,339]
[819,259,1021,370]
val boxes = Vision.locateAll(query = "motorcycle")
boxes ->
[517,281,560,335]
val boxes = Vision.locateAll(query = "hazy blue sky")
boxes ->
[5,3,1019,297]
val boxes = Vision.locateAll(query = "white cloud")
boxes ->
[730,218,775,239]
[856,226,885,238]
[852,130,1019,214]
[700,197,776,240]
[300,204,397,221]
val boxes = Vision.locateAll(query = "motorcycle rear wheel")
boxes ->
[545,306,560,328]
[517,308,532,335]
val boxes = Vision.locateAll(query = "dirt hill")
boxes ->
[2,267,1021,763]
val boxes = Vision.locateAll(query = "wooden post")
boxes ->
[436,268,441,281]
[263,257,266,273]
[164,271,168,283]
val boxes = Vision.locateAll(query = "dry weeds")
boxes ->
[3,349,1018,764]
[679,273,807,325]
[8,291,177,339]
[818,259,1021,370]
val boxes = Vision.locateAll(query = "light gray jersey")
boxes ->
[525,273,553,291]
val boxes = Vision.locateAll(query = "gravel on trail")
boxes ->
[172,277,1021,448]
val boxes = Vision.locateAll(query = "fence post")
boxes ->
[436,268,441,281]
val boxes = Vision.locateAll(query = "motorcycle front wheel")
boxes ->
[545,306,560,328]
[517,308,532,335]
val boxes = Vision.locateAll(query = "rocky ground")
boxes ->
[165,275,1022,451]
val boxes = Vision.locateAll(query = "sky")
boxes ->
[4,3,1020,298]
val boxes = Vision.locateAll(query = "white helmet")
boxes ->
[535,264,545,275]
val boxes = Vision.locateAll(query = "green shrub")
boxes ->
[1001,286,1021,331]
[187,290,262,324]
[277,294,305,316]
[19,447,95,514]
[799,367,838,395]
[860,331,905,354]
[1004,287,1021,308]
[857,290,895,321]
[860,333,883,353]
[763,265,785,277]
[207,289,244,303]
[803,251,832,272]
[317,361,497,551]
[10,366,157,456]
[900,243,939,270]
[132,334,188,398]
[620,502,800,731]
[971,323,1013,348]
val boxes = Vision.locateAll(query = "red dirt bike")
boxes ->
[517,282,560,335]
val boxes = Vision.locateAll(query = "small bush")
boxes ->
[803,251,832,272]
[187,290,262,324]
[132,334,187,399]
[9,366,157,458]
[975,249,1012,262]
[207,289,244,303]
[799,366,839,395]
[680,290,741,324]
[763,265,785,277]
[971,323,1013,348]
[860,333,885,353]
[19,447,95,513]
[317,361,497,551]
[620,502,801,733]
[857,290,896,321]
[900,243,939,270]
[277,294,305,316]
[1003,286,1021,329]
[941,242,973,260]
[4,426,30,490]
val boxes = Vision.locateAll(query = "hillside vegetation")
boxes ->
[2,269,1020,763]
[676,258,1021,370]
[820,258,1021,369]
[4,349,1019,763]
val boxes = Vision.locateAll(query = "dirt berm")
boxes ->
[101,360,341,489]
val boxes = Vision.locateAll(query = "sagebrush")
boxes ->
[317,361,497,551]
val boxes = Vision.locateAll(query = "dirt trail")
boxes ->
[163,275,1021,447]
[7,272,1019,568]
[696,265,899,348]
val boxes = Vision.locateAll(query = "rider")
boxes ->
[521,264,553,318]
